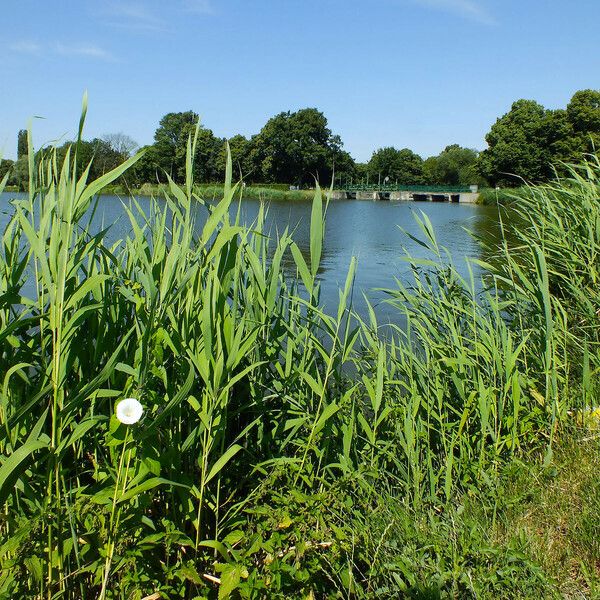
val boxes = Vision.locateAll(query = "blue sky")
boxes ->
[1,0,599,162]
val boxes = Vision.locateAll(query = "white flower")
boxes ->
[116,398,144,425]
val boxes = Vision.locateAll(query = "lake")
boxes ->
[0,191,500,324]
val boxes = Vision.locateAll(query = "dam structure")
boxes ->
[331,184,479,203]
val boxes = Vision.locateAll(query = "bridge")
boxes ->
[331,184,479,203]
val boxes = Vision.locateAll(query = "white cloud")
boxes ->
[101,2,166,32]
[182,0,214,14]
[99,0,214,32]
[54,43,115,60]
[8,41,42,54]
[7,40,115,61]
[410,0,495,25]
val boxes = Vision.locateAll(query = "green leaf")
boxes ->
[0,439,49,505]
[205,444,243,486]
[290,243,313,294]
[310,183,323,277]
[118,477,187,503]
[218,564,245,600]
[314,402,340,437]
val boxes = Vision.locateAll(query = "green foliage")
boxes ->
[479,89,600,186]
[477,186,523,205]
[11,156,29,189]
[148,110,221,183]
[493,439,600,597]
[478,99,550,186]
[367,147,425,185]
[0,112,598,598]
[247,107,351,186]
[567,89,600,133]
[17,129,27,159]
[347,491,553,599]
[423,144,483,186]
[0,159,13,184]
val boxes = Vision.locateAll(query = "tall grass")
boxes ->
[0,110,598,598]
[101,182,317,202]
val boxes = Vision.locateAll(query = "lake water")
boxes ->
[0,191,500,324]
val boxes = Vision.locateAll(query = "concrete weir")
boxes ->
[331,185,479,203]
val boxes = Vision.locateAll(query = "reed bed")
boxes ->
[0,110,598,598]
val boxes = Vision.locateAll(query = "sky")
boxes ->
[1,0,599,162]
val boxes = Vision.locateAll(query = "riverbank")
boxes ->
[101,181,317,201]
[478,185,525,205]
[4,179,521,205]
[1,134,598,598]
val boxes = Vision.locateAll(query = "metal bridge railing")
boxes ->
[341,184,472,193]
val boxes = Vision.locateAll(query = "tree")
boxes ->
[248,108,351,186]
[191,128,221,183]
[566,89,600,133]
[0,159,14,184]
[331,148,357,187]
[50,138,124,182]
[478,99,551,186]
[541,108,575,169]
[215,134,250,180]
[124,146,162,187]
[102,133,138,157]
[13,157,29,190]
[354,162,369,185]
[367,147,424,185]
[423,145,481,186]
[562,90,600,159]
[17,129,27,159]
[152,111,200,181]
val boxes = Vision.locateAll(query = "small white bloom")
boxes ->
[116,398,144,425]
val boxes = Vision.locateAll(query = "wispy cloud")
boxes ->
[8,40,115,61]
[54,43,115,60]
[99,0,215,33]
[8,41,42,55]
[410,0,495,25]
[101,2,166,32]
[182,0,214,14]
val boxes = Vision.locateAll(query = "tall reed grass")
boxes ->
[0,107,597,598]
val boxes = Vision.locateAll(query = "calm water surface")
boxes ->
[0,191,500,324]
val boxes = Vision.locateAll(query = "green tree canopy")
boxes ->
[479,90,600,186]
[215,134,250,180]
[51,138,124,181]
[367,147,424,185]
[248,108,350,186]
[12,157,29,189]
[0,159,14,184]
[567,89,600,133]
[149,111,224,183]
[423,144,481,186]
[478,99,550,186]
[17,130,27,159]
[152,110,200,181]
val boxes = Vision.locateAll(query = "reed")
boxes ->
[0,109,597,598]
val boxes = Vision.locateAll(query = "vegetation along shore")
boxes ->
[1,89,598,198]
[0,108,598,598]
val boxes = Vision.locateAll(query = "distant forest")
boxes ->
[2,89,598,189]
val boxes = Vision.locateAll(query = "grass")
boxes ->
[0,106,598,599]
[477,186,525,205]
[495,438,600,598]
[100,181,318,202]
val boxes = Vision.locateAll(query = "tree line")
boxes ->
[1,89,598,190]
